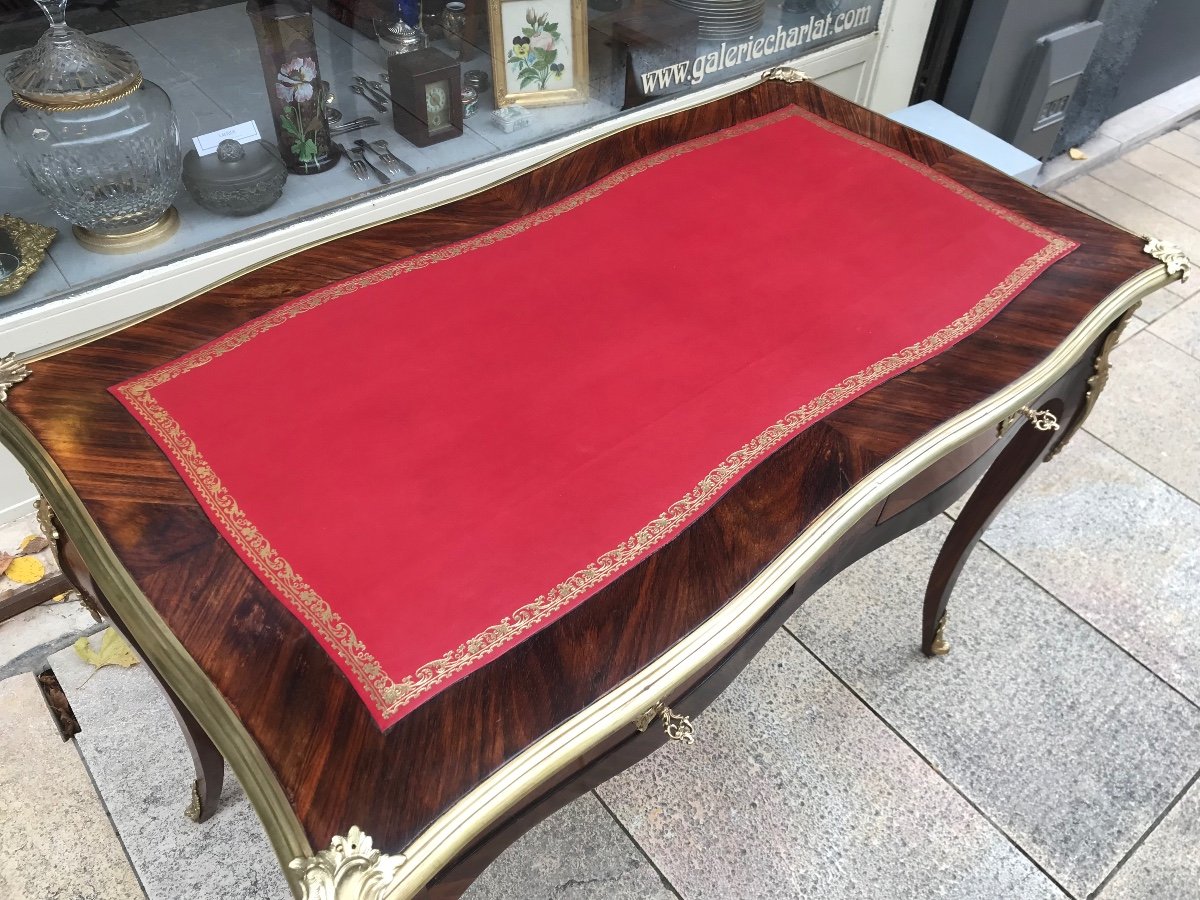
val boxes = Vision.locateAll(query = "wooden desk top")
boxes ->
[0,73,1184,898]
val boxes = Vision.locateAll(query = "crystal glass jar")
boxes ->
[442,2,471,62]
[1,0,182,252]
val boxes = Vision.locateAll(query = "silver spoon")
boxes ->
[350,84,387,113]
[352,76,391,106]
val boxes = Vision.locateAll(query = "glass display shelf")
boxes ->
[0,0,881,321]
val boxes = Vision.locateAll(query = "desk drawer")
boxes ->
[876,429,1000,524]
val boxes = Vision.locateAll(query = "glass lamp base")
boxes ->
[72,206,180,254]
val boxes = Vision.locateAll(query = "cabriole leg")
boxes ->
[46,506,226,822]
[921,402,1066,656]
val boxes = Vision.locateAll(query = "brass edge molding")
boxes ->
[0,410,313,895]
[1142,238,1192,282]
[20,69,797,365]
[363,264,1169,900]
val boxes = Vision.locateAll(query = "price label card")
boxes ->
[192,121,263,156]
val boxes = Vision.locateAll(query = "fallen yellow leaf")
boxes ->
[5,555,44,584]
[20,535,49,554]
[73,628,138,670]
[1068,147,1087,160]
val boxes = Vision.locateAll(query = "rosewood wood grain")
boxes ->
[4,77,1161,894]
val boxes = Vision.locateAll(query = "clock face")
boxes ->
[425,79,452,134]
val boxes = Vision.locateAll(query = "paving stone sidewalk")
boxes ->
[3,118,1200,900]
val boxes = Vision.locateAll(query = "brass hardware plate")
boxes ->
[634,702,695,744]
[998,405,1059,436]
[662,709,695,744]
[634,702,664,733]
[1021,407,1059,432]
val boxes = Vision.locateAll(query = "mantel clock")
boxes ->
[386,47,464,146]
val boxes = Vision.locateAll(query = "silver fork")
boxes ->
[365,139,416,177]
[352,138,407,177]
[333,142,368,180]
[346,143,391,185]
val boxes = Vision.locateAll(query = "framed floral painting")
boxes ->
[488,0,589,108]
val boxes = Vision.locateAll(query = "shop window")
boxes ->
[0,0,881,316]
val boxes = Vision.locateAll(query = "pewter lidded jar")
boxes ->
[1,0,182,252]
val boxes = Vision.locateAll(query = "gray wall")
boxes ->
[1052,0,1158,154]
[1111,0,1200,113]
[942,0,1098,137]
[945,0,1200,155]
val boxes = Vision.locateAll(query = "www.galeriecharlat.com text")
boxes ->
[640,6,874,94]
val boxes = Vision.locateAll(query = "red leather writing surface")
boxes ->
[114,108,1074,727]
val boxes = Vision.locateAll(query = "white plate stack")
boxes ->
[665,0,767,41]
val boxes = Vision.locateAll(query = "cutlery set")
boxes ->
[333,138,416,184]
[329,74,420,182]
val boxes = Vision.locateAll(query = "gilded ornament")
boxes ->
[634,702,695,744]
[289,827,406,900]
[34,495,58,546]
[634,701,664,733]
[662,708,695,744]
[762,66,809,83]
[0,353,31,402]
[1020,406,1059,432]
[185,780,203,822]
[929,613,950,656]
[34,493,102,620]
[1142,238,1191,282]
[1050,303,1140,458]
[0,215,57,298]
[997,405,1058,436]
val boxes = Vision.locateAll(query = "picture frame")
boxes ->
[488,0,589,108]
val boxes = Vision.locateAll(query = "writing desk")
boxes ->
[0,71,1188,899]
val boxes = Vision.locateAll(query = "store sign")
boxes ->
[639,2,883,95]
